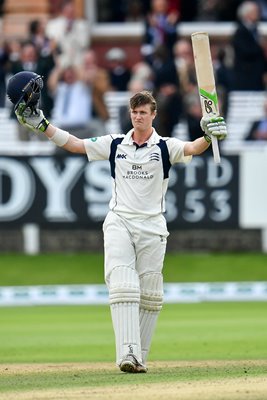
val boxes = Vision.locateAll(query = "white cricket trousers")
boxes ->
[103,211,169,365]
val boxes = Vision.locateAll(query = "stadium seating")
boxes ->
[226,91,266,141]
[222,91,266,152]
[0,107,17,143]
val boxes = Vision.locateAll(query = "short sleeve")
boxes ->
[166,138,192,164]
[84,135,123,161]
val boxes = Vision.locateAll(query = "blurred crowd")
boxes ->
[0,0,267,143]
[96,0,267,23]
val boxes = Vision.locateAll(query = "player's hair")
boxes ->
[129,91,157,113]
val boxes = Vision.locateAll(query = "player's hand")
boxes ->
[200,116,227,142]
[15,102,50,133]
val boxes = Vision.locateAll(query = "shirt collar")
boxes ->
[122,128,162,147]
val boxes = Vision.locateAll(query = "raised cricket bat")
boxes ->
[191,32,221,164]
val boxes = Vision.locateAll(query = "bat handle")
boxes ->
[211,136,221,164]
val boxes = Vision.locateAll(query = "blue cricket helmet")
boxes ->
[6,71,43,109]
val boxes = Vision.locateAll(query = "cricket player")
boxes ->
[13,82,227,373]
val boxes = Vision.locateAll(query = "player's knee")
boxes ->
[140,272,163,312]
[108,266,140,305]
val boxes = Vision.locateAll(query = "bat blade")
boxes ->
[191,31,221,164]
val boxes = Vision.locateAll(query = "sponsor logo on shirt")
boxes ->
[132,165,142,170]
[116,153,127,159]
[118,164,154,180]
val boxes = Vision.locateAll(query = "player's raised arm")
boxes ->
[7,71,86,154]
[191,31,222,163]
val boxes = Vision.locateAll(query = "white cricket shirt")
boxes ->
[84,129,192,217]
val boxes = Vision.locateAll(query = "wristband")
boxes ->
[49,128,70,147]
[204,134,212,144]
[37,117,50,133]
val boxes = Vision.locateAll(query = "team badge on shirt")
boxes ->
[149,153,160,161]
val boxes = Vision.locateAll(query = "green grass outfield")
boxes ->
[0,302,267,398]
[0,253,267,399]
[1,252,267,285]
[0,302,267,364]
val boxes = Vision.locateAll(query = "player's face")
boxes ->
[130,104,156,132]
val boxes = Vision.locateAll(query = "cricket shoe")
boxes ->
[119,354,147,373]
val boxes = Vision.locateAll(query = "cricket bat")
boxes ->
[191,32,221,164]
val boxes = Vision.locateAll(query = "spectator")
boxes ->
[151,44,182,137]
[173,38,197,96]
[153,82,182,137]
[6,39,21,64]
[141,0,179,64]
[48,60,107,140]
[48,64,91,136]
[76,49,110,128]
[9,41,38,74]
[45,0,90,66]
[105,47,131,91]
[232,1,267,91]
[152,44,178,89]
[27,19,57,117]
[130,61,154,91]
[212,45,234,116]
[28,19,56,59]
[245,97,267,140]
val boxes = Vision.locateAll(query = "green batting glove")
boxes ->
[15,102,50,133]
[200,116,227,142]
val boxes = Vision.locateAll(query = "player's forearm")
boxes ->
[194,137,211,154]
[184,137,210,156]
[44,124,86,154]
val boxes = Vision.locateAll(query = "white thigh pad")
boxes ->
[109,266,140,305]
[140,272,163,311]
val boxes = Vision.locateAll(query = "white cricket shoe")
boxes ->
[119,354,147,373]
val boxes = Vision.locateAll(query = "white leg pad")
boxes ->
[139,272,163,363]
[108,266,142,365]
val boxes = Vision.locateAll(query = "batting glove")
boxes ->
[200,116,227,143]
[15,102,50,133]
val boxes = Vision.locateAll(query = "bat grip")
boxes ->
[211,136,221,164]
